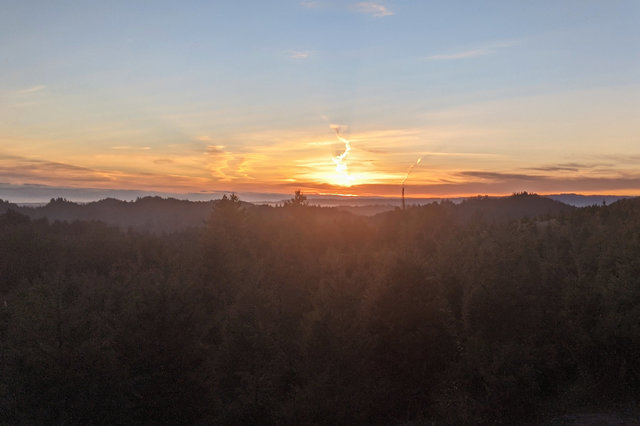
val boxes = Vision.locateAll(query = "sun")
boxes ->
[329,169,357,187]
[330,125,356,187]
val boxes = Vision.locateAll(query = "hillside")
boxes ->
[0,197,217,233]
[455,192,574,221]
[1,193,640,424]
[0,192,577,233]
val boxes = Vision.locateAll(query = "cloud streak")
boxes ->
[111,146,151,150]
[427,49,493,61]
[285,50,312,59]
[306,173,640,197]
[528,162,611,173]
[460,171,546,181]
[3,149,640,199]
[352,2,393,17]
[300,1,320,8]
[0,154,211,192]
[16,85,46,95]
[426,40,518,61]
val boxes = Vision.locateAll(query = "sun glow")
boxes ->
[330,166,356,186]
[330,125,354,186]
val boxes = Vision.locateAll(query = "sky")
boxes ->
[1,0,639,201]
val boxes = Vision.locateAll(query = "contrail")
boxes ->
[402,156,422,185]
[402,156,422,210]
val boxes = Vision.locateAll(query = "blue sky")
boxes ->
[1,1,639,200]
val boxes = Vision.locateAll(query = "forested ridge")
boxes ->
[1,193,640,424]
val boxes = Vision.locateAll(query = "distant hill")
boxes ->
[290,193,629,210]
[0,197,218,233]
[374,192,575,225]
[545,193,631,207]
[2,193,633,233]
[456,192,574,222]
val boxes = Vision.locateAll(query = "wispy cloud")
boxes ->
[300,1,320,8]
[528,162,608,173]
[601,154,640,164]
[334,171,640,197]
[285,49,312,59]
[460,171,545,181]
[0,154,212,192]
[154,158,174,165]
[427,49,493,61]
[426,40,518,61]
[111,146,151,150]
[16,85,46,95]
[352,2,394,17]
[0,156,113,186]
[205,145,225,155]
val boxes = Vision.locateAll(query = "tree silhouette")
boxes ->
[284,190,307,207]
